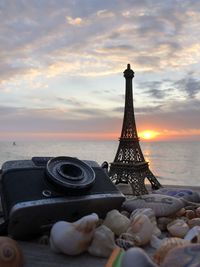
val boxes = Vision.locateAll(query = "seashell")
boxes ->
[157,217,173,231]
[122,194,184,217]
[0,236,23,267]
[127,214,154,246]
[103,209,130,236]
[88,225,116,258]
[184,226,200,243]
[115,238,135,250]
[50,213,99,255]
[150,235,167,249]
[195,207,200,217]
[167,219,189,238]
[161,244,200,267]
[153,188,200,202]
[121,247,158,267]
[130,208,161,237]
[153,237,190,265]
[185,209,196,219]
[187,218,200,228]
[175,208,186,217]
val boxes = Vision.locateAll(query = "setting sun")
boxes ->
[140,130,159,140]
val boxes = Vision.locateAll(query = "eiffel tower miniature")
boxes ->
[109,64,161,195]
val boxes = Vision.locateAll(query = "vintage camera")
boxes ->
[0,156,125,240]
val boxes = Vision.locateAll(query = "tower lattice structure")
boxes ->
[109,64,161,195]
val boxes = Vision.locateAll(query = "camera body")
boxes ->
[0,157,125,240]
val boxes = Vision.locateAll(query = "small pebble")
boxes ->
[185,210,196,220]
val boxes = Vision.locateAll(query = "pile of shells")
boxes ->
[49,190,200,266]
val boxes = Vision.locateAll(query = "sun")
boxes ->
[140,130,159,140]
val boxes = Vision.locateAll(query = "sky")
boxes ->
[0,0,200,141]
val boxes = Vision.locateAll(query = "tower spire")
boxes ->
[109,64,161,195]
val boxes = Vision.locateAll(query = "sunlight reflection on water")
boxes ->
[0,140,199,186]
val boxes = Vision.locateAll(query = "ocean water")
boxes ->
[0,140,200,186]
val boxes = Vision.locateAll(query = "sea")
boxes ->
[0,140,200,186]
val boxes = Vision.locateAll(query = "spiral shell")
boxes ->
[0,236,23,267]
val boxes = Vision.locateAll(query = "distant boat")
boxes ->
[13,142,16,146]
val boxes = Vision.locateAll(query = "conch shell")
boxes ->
[88,225,116,258]
[127,214,154,246]
[153,237,190,265]
[0,236,23,267]
[167,219,189,238]
[50,213,99,255]
[103,209,130,236]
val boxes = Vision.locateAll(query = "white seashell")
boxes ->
[167,219,189,238]
[88,225,116,258]
[50,213,99,255]
[103,209,130,236]
[121,247,158,267]
[122,194,184,217]
[184,226,200,243]
[127,214,154,246]
[130,208,161,237]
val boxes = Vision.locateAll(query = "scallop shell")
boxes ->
[153,237,190,265]
[121,247,157,267]
[161,244,200,267]
[167,219,189,238]
[0,236,23,267]
[122,194,184,217]
[50,213,99,255]
[88,225,116,258]
[127,214,154,246]
[103,209,130,236]
[184,226,200,243]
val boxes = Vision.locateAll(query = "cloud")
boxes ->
[174,76,200,99]
[66,16,84,26]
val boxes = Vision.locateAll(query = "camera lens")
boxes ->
[46,156,95,193]
[57,164,83,181]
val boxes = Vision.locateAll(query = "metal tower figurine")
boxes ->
[109,64,161,195]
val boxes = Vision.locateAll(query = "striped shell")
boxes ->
[115,238,135,250]
[0,236,23,267]
[153,237,190,265]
